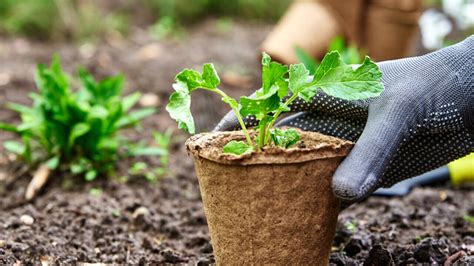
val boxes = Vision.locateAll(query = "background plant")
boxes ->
[166,51,385,155]
[0,0,291,41]
[0,56,164,181]
[0,0,129,41]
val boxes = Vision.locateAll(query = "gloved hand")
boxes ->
[214,36,474,203]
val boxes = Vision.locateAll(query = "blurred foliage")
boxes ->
[144,0,291,24]
[0,56,167,181]
[0,0,129,41]
[0,0,291,41]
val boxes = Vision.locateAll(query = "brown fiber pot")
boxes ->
[185,130,353,265]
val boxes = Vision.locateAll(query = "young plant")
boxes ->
[166,51,384,155]
[0,55,161,181]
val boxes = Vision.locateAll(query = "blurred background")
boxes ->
[0,1,473,264]
[0,0,472,133]
[0,0,293,41]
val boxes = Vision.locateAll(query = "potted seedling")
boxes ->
[166,52,384,264]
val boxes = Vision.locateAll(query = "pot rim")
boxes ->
[185,129,354,165]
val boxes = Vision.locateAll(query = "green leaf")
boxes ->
[69,123,90,146]
[88,105,109,119]
[130,162,147,174]
[0,123,18,132]
[175,69,204,91]
[223,140,254,155]
[97,74,124,100]
[46,156,60,169]
[174,64,220,92]
[261,52,288,98]
[126,108,155,121]
[71,164,86,174]
[153,129,172,148]
[239,93,281,120]
[295,47,319,74]
[166,87,195,134]
[116,108,155,129]
[202,63,220,88]
[122,92,141,112]
[328,36,346,53]
[4,141,25,155]
[289,63,311,95]
[167,63,223,135]
[129,147,168,156]
[7,103,35,115]
[328,36,363,64]
[464,215,474,224]
[80,69,99,97]
[145,172,157,182]
[85,170,98,181]
[270,128,301,148]
[287,63,319,102]
[312,52,384,100]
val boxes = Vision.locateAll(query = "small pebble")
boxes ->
[0,239,5,248]
[139,93,161,107]
[20,214,34,225]
[132,206,150,219]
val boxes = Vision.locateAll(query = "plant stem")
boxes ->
[207,88,254,147]
[264,93,300,144]
[257,126,265,150]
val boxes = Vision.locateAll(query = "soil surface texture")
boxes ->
[0,20,473,265]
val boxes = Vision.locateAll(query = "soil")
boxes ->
[185,129,353,165]
[0,19,473,265]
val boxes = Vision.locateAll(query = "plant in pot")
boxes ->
[166,52,384,264]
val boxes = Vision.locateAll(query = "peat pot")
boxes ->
[186,129,353,265]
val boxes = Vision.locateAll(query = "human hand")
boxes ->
[214,36,473,203]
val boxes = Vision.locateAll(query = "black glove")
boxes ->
[214,36,474,203]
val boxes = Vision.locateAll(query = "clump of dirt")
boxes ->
[331,187,474,265]
[0,144,215,264]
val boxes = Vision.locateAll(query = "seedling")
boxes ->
[0,56,164,185]
[166,51,384,155]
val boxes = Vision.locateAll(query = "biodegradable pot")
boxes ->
[186,130,353,265]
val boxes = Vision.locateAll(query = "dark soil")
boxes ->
[1,19,473,265]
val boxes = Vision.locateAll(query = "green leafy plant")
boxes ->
[0,56,160,180]
[166,51,384,155]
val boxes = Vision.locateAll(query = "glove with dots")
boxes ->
[214,36,474,203]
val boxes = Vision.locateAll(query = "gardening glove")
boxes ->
[214,36,474,203]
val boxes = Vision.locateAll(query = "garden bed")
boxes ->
[0,20,472,264]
